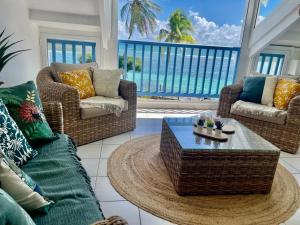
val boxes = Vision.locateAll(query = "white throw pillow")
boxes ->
[261,76,278,106]
[92,69,122,98]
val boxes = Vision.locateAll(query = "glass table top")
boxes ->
[163,117,279,152]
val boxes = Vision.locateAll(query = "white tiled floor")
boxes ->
[79,112,300,225]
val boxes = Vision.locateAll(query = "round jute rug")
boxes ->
[108,135,300,225]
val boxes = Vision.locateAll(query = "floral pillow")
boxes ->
[274,78,300,110]
[58,69,96,99]
[0,81,57,145]
[0,153,53,213]
[0,99,37,166]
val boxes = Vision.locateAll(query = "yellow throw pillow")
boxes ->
[58,69,95,99]
[274,78,300,110]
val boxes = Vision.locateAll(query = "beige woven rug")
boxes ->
[108,135,300,225]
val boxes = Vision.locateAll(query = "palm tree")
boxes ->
[120,0,161,39]
[158,9,196,44]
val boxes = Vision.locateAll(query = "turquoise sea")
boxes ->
[49,44,239,97]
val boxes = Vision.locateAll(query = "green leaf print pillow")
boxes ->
[0,81,57,145]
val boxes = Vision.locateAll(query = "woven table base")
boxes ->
[108,135,300,225]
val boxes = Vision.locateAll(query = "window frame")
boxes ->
[39,29,101,67]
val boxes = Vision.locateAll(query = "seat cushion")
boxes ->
[22,134,104,225]
[231,100,287,125]
[80,96,128,119]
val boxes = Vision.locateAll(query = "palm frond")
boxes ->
[0,28,30,72]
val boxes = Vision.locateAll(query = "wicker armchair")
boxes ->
[217,84,300,154]
[37,67,137,146]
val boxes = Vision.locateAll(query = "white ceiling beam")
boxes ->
[249,1,300,56]
[29,9,100,27]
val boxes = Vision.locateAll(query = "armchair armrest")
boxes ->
[119,79,137,110]
[217,83,243,118]
[42,101,64,133]
[287,94,300,125]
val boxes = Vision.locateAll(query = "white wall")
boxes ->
[0,0,41,86]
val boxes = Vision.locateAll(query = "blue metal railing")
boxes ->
[47,39,96,65]
[257,53,284,75]
[118,40,240,98]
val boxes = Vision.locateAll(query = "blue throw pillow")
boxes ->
[0,99,37,166]
[240,76,266,103]
[0,189,36,225]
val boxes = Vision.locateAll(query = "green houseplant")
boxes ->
[0,28,30,84]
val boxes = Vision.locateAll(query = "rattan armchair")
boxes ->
[37,67,137,146]
[217,83,300,154]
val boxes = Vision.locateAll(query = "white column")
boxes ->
[98,0,118,69]
[236,0,260,82]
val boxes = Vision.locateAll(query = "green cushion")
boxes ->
[240,76,266,103]
[0,189,36,225]
[0,81,57,145]
[22,134,104,225]
[0,99,37,166]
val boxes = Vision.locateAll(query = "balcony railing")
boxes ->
[118,40,240,98]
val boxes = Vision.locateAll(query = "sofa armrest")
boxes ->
[217,83,243,118]
[287,94,300,125]
[37,67,81,120]
[43,101,64,133]
[119,79,137,110]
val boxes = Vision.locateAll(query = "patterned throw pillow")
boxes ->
[0,189,36,225]
[0,153,53,213]
[0,81,57,145]
[0,99,37,166]
[274,78,300,110]
[58,69,96,99]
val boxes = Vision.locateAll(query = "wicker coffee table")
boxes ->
[160,117,280,196]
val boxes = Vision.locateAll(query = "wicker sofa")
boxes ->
[36,67,137,146]
[217,82,300,154]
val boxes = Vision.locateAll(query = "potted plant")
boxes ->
[197,116,205,132]
[206,119,214,134]
[0,28,30,85]
[214,119,224,136]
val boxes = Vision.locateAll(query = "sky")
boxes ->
[118,0,283,47]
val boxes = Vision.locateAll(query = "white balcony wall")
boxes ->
[0,0,41,86]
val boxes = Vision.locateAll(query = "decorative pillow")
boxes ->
[0,81,57,145]
[58,69,96,99]
[93,69,122,98]
[261,76,278,106]
[50,62,98,82]
[0,153,53,213]
[274,78,300,110]
[240,76,266,103]
[0,189,36,225]
[0,99,37,166]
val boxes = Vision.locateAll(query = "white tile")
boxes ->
[282,158,300,173]
[81,158,100,177]
[140,209,175,225]
[100,201,140,225]
[100,144,120,158]
[98,159,107,176]
[280,151,300,158]
[293,174,300,185]
[95,177,124,201]
[77,144,101,159]
[285,208,300,225]
[279,159,300,174]
[90,177,97,189]
[103,133,131,145]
